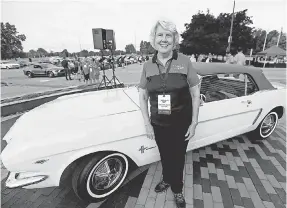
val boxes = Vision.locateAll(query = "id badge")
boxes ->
[158,94,171,115]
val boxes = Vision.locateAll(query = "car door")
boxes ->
[187,73,261,151]
[31,65,43,74]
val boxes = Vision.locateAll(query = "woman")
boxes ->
[82,57,90,84]
[138,20,201,208]
[90,58,100,84]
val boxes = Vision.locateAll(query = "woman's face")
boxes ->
[154,25,174,55]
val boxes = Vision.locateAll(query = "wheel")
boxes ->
[48,71,54,78]
[249,111,278,139]
[72,152,129,203]
[26,71,34,78]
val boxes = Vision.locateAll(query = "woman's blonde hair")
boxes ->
[149,19,180,50]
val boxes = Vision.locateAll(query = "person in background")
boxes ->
[61,57,71,80]
[205,53,212,63]
[234,47,246,65]
[68,60,75,77]
[76,58,83,81]
[138,19,200,208]
[226,52,235,64]
[190,54,196,62]
[197,54,203,62]
[94,58,101,84]
[82,57,90,84]
[89,58,100,84]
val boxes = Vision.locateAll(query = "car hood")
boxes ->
[1,87,141,165]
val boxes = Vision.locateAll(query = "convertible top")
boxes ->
[192,62,275,91]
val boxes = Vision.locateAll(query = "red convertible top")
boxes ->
[192,62,275,91]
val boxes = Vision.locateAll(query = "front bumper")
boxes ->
[6,172,48,188]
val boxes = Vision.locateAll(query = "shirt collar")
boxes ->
[152,50,178,64]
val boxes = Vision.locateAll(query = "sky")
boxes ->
[1,0,286,53]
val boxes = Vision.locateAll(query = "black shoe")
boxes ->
[174,192,186,208]
[154,180,170,193]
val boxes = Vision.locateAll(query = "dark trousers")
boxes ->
[152,121,190,193]
[65,68,72,80]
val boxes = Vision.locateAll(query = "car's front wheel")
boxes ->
[72,152,129,203]
[26,71,34,78]
[48,71,54,78]
[249,111,278,139]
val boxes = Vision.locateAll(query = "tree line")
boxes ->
[1,9,286,59]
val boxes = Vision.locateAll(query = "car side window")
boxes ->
[200,73,258,103]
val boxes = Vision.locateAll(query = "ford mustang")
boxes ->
[1,63,285,202]
[23,63,65,78]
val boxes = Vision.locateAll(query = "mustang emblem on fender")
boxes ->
[139,145,156,154]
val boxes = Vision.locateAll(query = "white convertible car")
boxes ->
[1,63,286,202]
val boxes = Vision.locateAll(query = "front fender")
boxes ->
[253,88,286,127]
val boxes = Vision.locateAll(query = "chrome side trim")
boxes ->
[252,108,263,125]
[199,109,260,124]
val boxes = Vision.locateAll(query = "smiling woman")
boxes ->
[138,19,201,208]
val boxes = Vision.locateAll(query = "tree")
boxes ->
[1,22,26,59]
[61,49,70,57]
[140,41,155,54]
[180,9,254,55]
[28,49,37,58]
[114,50,126,55]
[253,29,286,52]
[125,44,136,54]
[37,48,48,57]
[80,50,89,57]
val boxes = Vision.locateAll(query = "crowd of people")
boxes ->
[61,57,101,84]
[188,48,247,66]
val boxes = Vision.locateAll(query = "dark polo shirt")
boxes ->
[139,51,200,126]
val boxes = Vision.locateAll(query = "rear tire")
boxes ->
[248,111,278,139]
[72,152,129,203]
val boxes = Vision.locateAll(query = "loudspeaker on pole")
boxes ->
[92,28,116,50]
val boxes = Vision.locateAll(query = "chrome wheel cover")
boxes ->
[91,158,123,191]
[260,113,277,138]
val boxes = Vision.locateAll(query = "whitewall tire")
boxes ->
[249,111,278,139]
[72,152,129,203]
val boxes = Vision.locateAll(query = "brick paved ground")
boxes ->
[1,120,286,208]
[129,120,286,208]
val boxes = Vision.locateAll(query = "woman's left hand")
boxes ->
[185,123,197,141]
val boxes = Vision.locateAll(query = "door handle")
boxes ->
[241,100,252,104]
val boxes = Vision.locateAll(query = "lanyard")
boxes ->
[156,59,173,95]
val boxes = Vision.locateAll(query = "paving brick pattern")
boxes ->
[1,121,286,208]
[132,121,286,208]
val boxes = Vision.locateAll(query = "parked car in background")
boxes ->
[1,63,285,203]
[17,61,29,68]
[0,61,20,69]
[23,63,65,78]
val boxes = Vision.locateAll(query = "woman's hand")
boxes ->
[145,123,155,140]
[185,122,197,141]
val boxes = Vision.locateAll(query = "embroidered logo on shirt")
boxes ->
[172,65,185,72]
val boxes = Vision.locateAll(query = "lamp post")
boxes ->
[277,27,283,46]
[227,0,235,53]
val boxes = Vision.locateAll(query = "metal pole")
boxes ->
[263,30,268,51]
[277,27,282,46]
[227,0,235,53]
